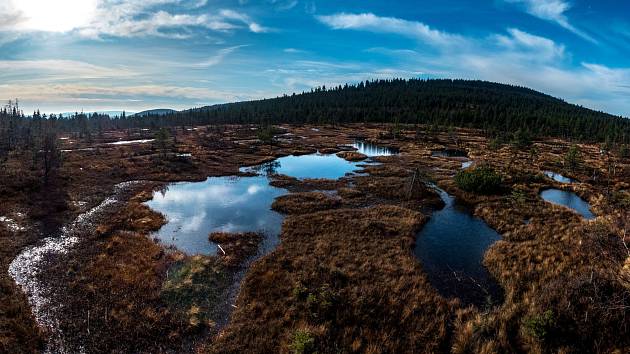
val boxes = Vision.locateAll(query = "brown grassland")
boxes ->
[0,123,628,353]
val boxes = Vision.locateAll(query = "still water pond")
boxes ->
[544,171,575,184]
[145,176,286,255]
[540,189,594,219]
[351,140,399,157]
[148,142,394,255]
[414,187,503,307]
[242,153,364,180]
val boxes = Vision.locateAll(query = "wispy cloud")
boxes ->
[192,45,248,68]
[0,59,134,80]
[1,82,270,112]
[316,13,466,48]
[504,0,596,43]
[495,28,565,61]
[283,48,308,54]
[270,0,299,11]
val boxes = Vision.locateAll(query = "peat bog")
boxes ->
[2,124,629,354]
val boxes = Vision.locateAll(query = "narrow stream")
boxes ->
[8,181,143,353]
[414,186,503,307]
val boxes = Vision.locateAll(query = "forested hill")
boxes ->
[174,79,628,143]
[6,79,629,144]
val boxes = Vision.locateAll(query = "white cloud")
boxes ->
[270,0,298,11]
[0,82,271,112]
[316,12,466,48]
[504,0,596,43]
[78,10,238,39]
[219,9,271,33]
[0,59,134,79]
[192,45,247,68]
[495,28,565,61]
[0,0,269,38]
[283,48,307,54]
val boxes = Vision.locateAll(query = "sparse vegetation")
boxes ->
[564,145,581,171]
[524,310,556,341]
[256,124,275,154]
[290,329,317,354]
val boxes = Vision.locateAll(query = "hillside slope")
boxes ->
[180,79,628,143]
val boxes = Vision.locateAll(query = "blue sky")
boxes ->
[0,0,629,116]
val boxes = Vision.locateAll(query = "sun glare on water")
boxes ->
[12,0,97,32]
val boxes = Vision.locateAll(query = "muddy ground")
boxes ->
[1,124,629,353]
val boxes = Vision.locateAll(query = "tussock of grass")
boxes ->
[336,151,367,162]
[209,232,262,267]
[96,201,165,236]
[272,192,341,215]
[269,175,345,192]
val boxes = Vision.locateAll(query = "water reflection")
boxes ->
[544,171,575,184]
[351,140,399,156]
[415,187,503,307]
[243,153,362,180]
[146,175,286,254]
[148,141,399,255]
[540,189,594,219]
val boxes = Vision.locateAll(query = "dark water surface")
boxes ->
[414,187,503,307]
[431,149,468,158]
[540,189,594,219]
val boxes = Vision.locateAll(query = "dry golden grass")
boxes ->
[336,151,368,161]
[3,124,629,353]
[209,232,262,267]
[272,192,341,215]
[208,206,456,353]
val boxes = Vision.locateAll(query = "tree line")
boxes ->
[0,100,62,182]
[4,79,630,145]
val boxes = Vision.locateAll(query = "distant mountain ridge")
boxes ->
[60,110,134,117]
[132,109,177,117]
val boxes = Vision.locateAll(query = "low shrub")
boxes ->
[524,310,556,341]
[454,167,503,194]
[290,329,316,354]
